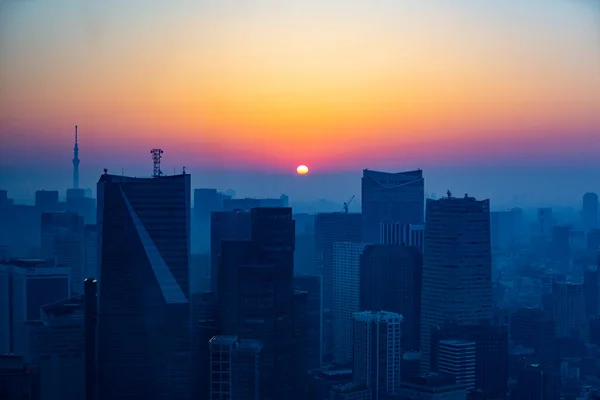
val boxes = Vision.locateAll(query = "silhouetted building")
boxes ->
[84,278,97,400]
[551,226,571,273]
[193,188,225,254]
[0,354,32,400]
[490,211,517,252]
[551,282,586,340]
[399,373,467,400]
[295,232,316,275]
[83,225,98,282]
[209,336,264,400]
[294,275,323,369]
[587,229,600,259]
[585,266,600,319]
[361,169,425,244]
[583,192,599,232]
[216,207,300,399]
[30,295,85,400]
[41,211,84,294]
[0,258,70,355]
[511,364,560,400]
[96,173,191,400]
[210,210,252,294]
[333,242,367,365]
[66,188,96,224]
[510,307,555,355]
[359,244,422,351]
[35,190,59,213]
[420,195,493,373]
[431,322,508,399]
[353,311,402,400]
[314,212,362,360]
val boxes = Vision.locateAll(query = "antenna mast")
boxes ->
[72,125,80,189]
[150,149,164,177]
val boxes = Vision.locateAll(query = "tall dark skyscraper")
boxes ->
[210,210,252,294]
[361,169,424,244]
[583,192,599,232]
[217,207,302,400]
[420,194,493,373]
[96,173,191,400]
[360,244,422,351]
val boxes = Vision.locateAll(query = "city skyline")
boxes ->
[1,1,600,204]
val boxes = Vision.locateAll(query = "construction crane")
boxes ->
[343,195,355,214]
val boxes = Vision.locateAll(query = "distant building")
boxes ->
[209,210,252,294]
[41,211,84,294]
[66,188,96,224]
[583,193,599,232]
[333,242,367,365]
[361,169,424,244]
[314,212,362,360]
[584,266,600,319]
[0,258,70,355]
[511,364,560,400]
[353,311,402,399]
[193,188,226,254]
[420,195,493,373]
[551,282,586,340]
[510,307,555,354]
[96,173,191,399]
[35,190,59,213]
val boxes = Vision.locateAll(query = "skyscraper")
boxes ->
[216,207,300,399]
[551,282,586,339]
[420,195,493,373]
[353,311,402,399]
[583,192,599,232]
[359,244,422,351]
[96,173,191,400]
[41,211,85,294]
[332,242,367,365]
[361,169,424,244]
[437,340,476,390]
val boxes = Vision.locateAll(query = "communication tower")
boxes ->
[150,149,164,177]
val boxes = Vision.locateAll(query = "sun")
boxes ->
[296,165,309,175]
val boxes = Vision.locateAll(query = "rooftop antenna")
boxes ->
[183,166,186,174]
[150,149,164,177]
[447,189,452,198]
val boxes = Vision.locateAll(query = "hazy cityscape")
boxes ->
[2,1,600,399]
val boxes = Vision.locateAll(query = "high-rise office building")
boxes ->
[551,226,571,273]
[41,211,85,294]
[314,212,362,361]
[551,282,586,340]
[332,242,367,365]
[510,307,555,354]
[583,192,599,232]
[209,210,252,294]
[31,295,85,400]
[420,195,493,373]
[353,311,402,399]
[294,275,323,369]
[437,340,476,390]
[216,207,300,399]
[209,336,264,400]
[96,173,191,400]
[0,258,70,355]
[511,364,560,400]
[399,373,467,400]
[359,244,422,351]
[361,169,424,244]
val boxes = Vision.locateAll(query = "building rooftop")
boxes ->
[41,295,84,319]
[353,310,403,323]
[237,339,263,352]
[0,258,54,268]
[209,335,238,346]
[439,339,476,347]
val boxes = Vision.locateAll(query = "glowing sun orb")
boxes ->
[296,165,309,175]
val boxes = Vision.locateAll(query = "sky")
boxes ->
[0,0,599,206]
